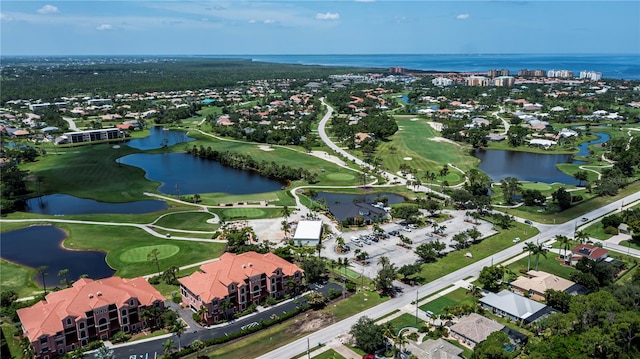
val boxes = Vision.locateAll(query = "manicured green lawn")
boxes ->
[313,349,346,359]
[386,313,424,333]
[375,118,479,181]
[502,180,640,224]
[57,223,226,278]
[153,212,219,231]
[507,252,578,280]
[520,182,553,191]
[323,291,389,321]
[119,244,181,263]
[412,222,539,283]
[199,190,296,206]
[0,259,40,297]
[419,288,476,315]
[21,143,159,202]
[220,207,282,220]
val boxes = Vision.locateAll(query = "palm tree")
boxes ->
[466,284,483,298]
[523,242,537,271]
[171,319,187,350]
[191,339,204,359]
[94,345,114,359]
[280,205,293,221]
[196,305,209,324]
[220,297,233,320]
[19,337,34,359]
[533,244,548,271]
[36,266,48,295]
[395,331,409,352]
[162,339,176,358]
[378,256,390,268]
[336,236,345,252]
[147,248,161,274]
[315,242,325,258]
[575,230,589,244]
[58,268,70,288]
[161,265,179,285]
[555,235,572,262]
[381,322,396,352]
[281,220,290,240]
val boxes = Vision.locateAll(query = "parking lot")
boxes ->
[322,210,497,279]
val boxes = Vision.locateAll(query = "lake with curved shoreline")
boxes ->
[575,132,610,157]
[118,152,285,195]
[125,126,195,150]
[18,194,168,215]
[474,149,581,185]
[0,226,115,286]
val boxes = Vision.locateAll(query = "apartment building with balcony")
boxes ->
[17,277,165,359]
[178,251,304,325]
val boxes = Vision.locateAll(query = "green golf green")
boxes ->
[326,173,356,180]
[221,208,267,219]
[521,182,552,191]
[120,244,180,263]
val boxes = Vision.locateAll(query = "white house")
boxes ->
[292,220,323,246]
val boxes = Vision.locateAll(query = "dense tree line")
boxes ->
[525,272,640,358]
[188,145,318,183]
[1,58,377,103]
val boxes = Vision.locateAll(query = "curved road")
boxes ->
[257,191,640,358]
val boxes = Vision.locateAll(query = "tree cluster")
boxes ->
[188,145,318,183]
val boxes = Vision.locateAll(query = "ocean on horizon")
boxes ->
[194,53,640,80]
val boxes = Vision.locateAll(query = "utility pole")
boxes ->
[307,337,310,359]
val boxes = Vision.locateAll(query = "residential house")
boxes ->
[178,252,304,325]
[569,244,608,265]
[449,313,504,348]
[479,290,554,324]
[17,277,165,359]
[407,338,463,359]
[509,270,583,300]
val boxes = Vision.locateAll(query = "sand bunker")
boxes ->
[258,145,275,151]
[430,137,461,146]
[403,157,413,160]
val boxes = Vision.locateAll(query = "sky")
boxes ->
[1,1,639,56]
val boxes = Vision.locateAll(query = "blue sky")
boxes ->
[1,1,638,56]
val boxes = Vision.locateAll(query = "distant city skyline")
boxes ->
[1,1,638,56]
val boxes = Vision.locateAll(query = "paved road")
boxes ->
[257,191,640,358]
[111,283,342,359]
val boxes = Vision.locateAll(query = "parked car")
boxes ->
[581,217,589,222]
[524,219,533,225]
[388,230,400,236]
[513,237,521,243]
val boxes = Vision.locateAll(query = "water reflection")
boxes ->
[119,153,285,195]
[0,226,115,286]
[19,194,168,215]
[126,126,195,150]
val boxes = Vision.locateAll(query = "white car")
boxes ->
[513,237,520,243]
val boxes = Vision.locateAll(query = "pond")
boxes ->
[575,132,610,157]
[474,149,581,185]
[118,153,285,195]
[125,126,195,150]
[314,191,405,222]
[0,226,115,287]
[18,194,168,215]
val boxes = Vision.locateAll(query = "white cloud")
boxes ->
[96,24,113,31]
[316,12,340,21]
[0,12,14,21]
[248,19,256,23]
[37,5,60,15]
[263,19,276,24]
[456,13,470,20]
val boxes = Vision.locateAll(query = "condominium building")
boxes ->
[493,76,515,87]
[547,69,574,78]
[179,251,304,325]
[431,77,454,86]
[579,70,603,81]
[487,69,510,77]
[466,75,490,87]
[17,277,165,359]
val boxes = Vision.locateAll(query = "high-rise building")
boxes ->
[466,75,490,86]
[493,76,515,87]
[579,70,603,81]
[487,69,510,77]
[432,77,454,86]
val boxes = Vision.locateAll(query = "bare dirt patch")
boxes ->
[287,311,336,334]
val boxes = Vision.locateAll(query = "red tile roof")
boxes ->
[17,277,164,341]
[178,252,303,302]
